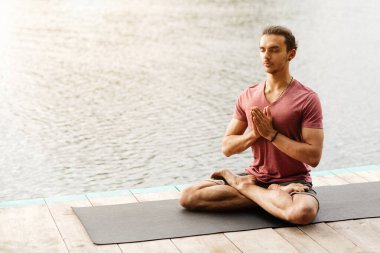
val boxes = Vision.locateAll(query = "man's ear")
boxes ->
[288,49,296,61]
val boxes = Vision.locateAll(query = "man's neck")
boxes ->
[266,72,292,91]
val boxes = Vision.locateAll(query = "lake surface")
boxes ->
[1,0,379,201]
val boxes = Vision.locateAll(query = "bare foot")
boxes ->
[211,169,256,188]
[269,183,309,194]
[210,169,236,186]
[268,183,280,190]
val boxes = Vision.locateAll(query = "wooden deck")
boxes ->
[1,165,380,253]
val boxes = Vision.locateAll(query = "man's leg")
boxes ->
[179,176,258,211]
[211,169,319,225]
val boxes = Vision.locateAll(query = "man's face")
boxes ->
[259,34,293,74]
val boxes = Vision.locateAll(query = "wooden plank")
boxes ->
[311,175,328,187]
[299,223,363,252]
[46,199,122,253]
[88,195,137,206]
[0,205,68,253]
[131,187,180,202]
[119,240,180,253]
[316,174,348,185]
[327,219,380,252]
[369,217,380,229]
[133,191,180,202]
[274,227,328,253]
[331,170,368,184]
[225,229,298,253]
[352,169,380,182]
[172,234,242,253]
[86,191,137,206]
[361,218,380,232]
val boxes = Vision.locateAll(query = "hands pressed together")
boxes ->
[250,106,277,141]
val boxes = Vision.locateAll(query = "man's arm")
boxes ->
[271,128,324,167]
[222,118,260,157]
[251,107,324,167]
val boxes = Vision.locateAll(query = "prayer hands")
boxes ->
[251,106,276,141]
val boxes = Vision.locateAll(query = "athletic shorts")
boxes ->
[207,172,319,209]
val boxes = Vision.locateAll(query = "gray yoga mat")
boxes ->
[73,181,380,245]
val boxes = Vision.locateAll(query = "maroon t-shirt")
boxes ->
[233,79,323,183]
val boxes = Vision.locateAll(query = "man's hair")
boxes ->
[262,26,298,52]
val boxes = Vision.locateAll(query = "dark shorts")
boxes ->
[236,172,319,208]
[206,172,320,210]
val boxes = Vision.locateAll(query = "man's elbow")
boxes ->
[308,152,322,167]
[309,160,320,168]
[222,145,232,157]
[222,138,232,157]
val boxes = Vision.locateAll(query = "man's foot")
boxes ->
[268,183,309,194]
[211,169,256,188]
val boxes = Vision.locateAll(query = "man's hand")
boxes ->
[222,118,259,157]
[250,112,261,139]
[251,106,276,140]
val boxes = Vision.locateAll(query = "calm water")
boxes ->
[1,0,380,201]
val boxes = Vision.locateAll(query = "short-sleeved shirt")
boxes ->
[233,79,323,183]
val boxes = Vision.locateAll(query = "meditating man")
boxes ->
[179,26,323,225]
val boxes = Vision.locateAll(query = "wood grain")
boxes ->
[0,205,68,253]
[225,229,298,253]
[299,223,363,252]
[172,233,242,253]
[275,227,328,253]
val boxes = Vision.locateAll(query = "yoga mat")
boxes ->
[73,181,380,244]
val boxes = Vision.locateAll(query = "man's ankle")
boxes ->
[235,180,250,191]
[268,183,280,190]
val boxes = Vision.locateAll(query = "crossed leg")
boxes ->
[179,169,319,225]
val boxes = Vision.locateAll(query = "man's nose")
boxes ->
[264,51,270,60]
[263,51,270,60]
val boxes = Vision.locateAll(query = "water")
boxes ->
[1,0,379,201]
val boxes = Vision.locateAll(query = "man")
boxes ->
[179,26,324,225]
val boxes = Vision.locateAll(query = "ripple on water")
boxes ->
[1,0,380,200]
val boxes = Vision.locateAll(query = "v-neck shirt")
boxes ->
[233,79,323,183]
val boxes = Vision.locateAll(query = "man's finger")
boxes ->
[252,117,264,135]
[253,109,266,122]
[251,115,256,126]
[251,106,259,115]
[253,114,266,131]
[252,108,264,117]
[267,106,272,118]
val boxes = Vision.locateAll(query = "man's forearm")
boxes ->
[250,106,322,167]
[271,132,321,167]
[222,131,259,157]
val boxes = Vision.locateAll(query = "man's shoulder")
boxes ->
[239,81,263,96]
[293,79,318,95]
[248,82,261,89]
[248,80,265,89]
[289,80,321,105]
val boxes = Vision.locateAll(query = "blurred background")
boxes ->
[1,0,379,201]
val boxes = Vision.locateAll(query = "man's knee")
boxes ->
[287,204,318,225]
[179,186,201,210]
